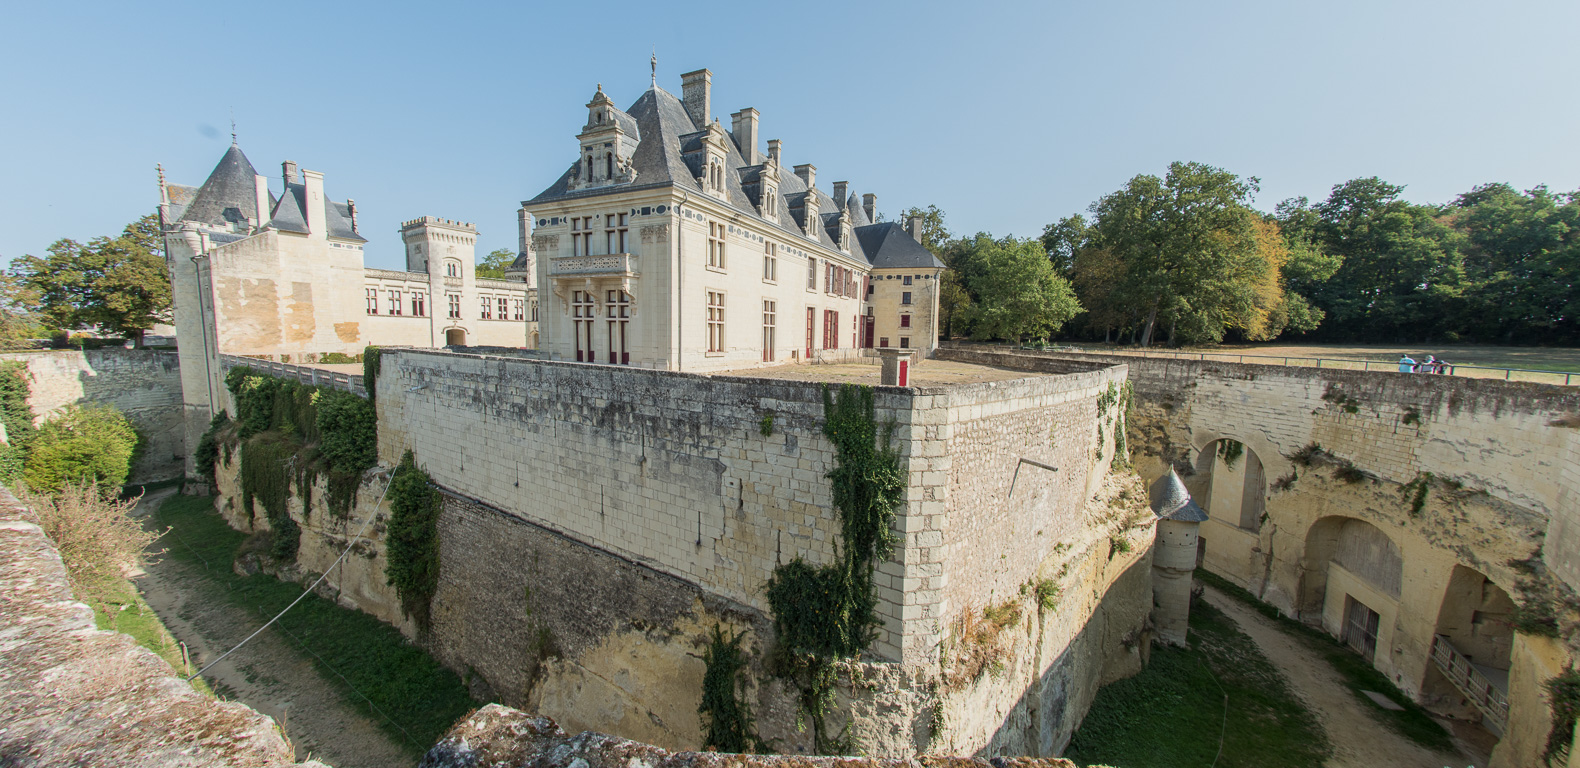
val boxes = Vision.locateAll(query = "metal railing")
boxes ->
[998,343,1579,386]
[1430,634,1509,730]
[219,354,367,397]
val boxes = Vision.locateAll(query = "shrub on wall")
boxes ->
[240,431,301,561]
[386,450,442,631]
[363,346,381,406]
[23,404,140,494]
[0,360,34,482]
[194,411,232,484]
[316,389,377,515]
[699,625,763,753]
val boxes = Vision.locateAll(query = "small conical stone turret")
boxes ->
[1150,469,1205,646]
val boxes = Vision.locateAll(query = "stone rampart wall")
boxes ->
[0,349,185,483]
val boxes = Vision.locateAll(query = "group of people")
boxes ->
[1397,354,1453,374]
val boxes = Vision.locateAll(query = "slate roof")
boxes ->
[166,184,198,222]
[267,182,366,242]
[855,222,947,270]
[526,85,933,270]
[179,144,271,229]
[1149,469,1208,522]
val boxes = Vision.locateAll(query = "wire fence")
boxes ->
[998,344,1580,386]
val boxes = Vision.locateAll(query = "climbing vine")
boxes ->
[763,384,904,754]
[1217,439,1244,469]
[225,367,377,518]
[240,431,302,561]
[699,625,764,753]
[363,346,382,406]
[1401,473,1433,517]
[0,361,33,482]
[194,411,232,485]
[386,449,443,631]
[1545,667,1580,766]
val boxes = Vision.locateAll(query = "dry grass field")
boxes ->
[1069,342,1580,385]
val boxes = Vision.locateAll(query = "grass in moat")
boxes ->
[83,570,214,696]
[152,493,476,756]
[1064,599,1330,768]
[1194,569,1455,752]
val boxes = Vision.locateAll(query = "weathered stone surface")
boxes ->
[0,486,324,767]
[417,705,1082,768]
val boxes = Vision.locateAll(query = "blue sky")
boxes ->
[2,0,1576,271]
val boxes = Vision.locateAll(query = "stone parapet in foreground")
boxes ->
[0,486,326,767]
[420,705,1087,768]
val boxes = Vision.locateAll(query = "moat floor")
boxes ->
[1201,586,1479,768]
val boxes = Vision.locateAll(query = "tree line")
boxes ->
[917,162,1580,347]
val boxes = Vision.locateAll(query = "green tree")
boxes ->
[898,205,952,251]
[475,247,515,279]
[1292,177,1466,341]
[1451,184,1580,343]
[13,215,170,347]
[23,404,140,494]
[1084,162,1270,346]
[963,235,1082,342]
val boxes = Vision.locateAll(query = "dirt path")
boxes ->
[133,495,415,768]
[1201,586,1475,768]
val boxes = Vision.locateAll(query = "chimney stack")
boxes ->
[680,68,712,129]
[347,199,359,234]
[282,160,298,186]
[731,108,760,165]
[908,214,924,244]
[863,193,877,222]
[254,174,271,229]
[832,181,849,207]
[794,163,816,191]
[302,169,325,239]
[767,139,782,165]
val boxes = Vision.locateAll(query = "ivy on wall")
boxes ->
[385,449,442,631]
[363,346,382,407]
[763,383,904,754]
[1545,667,1580,766]
[699,625,764,753]
[0,361,33,482]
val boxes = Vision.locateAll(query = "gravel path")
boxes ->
[1201,585,1477,768]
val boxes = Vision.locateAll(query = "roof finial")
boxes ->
[229,107,237,145]
[157,163,169,205]
[651,48,657,88]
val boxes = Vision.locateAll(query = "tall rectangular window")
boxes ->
[707,292,725,352]
[512,298,524,321]
[900,314,912,328]
[366,288,379,314]
[822,310,840,349]
[606,212,628,253]
[411,291,426,317]
[762,300,776,362]
[572,290,596,362]
[763,242,777,282]
[805,306,815,357]
[807,258,817,290]
[388,289,403,315]
[707,222,727,269]
[607,290,631,364]
[480,296,492,319]
[904,275,913,286]
[498,297,509,320]
[902,291,913,305]
[447,292,460,319]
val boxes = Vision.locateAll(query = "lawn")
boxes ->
[84,571,212,694]
[1064,599,1330,768]
[1086,341,1580,383]
[152,493,477,755]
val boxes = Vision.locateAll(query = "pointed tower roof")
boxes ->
[1149,469,1208,522]
[180,144,268,228]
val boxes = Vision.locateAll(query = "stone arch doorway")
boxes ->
[1421,565,1514,732]
[445,328,466,346]
[529,330,539,349]
[1194,438,1267,532]
[1300,516,1403,660]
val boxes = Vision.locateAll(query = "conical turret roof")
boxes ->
[180,144,266,228]
[1150,469,1208,522]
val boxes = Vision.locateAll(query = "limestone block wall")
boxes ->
[0,349,185,483]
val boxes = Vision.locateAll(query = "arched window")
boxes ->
[446,260,460,277]
[605,152,613,179]
[585,155,593,179]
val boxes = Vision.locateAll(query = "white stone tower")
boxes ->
[401,216,478,346]
[1150,469,1208,646]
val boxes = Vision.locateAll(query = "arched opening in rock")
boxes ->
[1299,516,1403,660]
[1421,565,1514,740]
[1194,438,1266,532]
